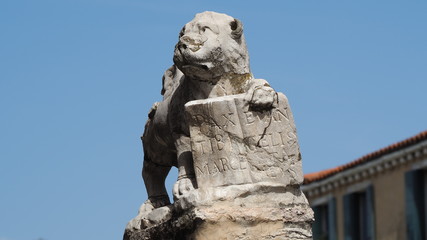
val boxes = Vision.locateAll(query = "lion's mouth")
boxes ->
[182,63,209,71]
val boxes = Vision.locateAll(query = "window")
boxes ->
[405,169,427,240]
[343,185,375,240]
[313,198,337,240]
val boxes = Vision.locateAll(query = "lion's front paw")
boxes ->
[173,176,196,199]
[249,86,276,110]
[148,195,171,208]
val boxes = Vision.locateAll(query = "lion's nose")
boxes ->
[180,35,204,46]
[180,36,195,48]
[180,36,192,44]
[179,35,204,52]
[179,43,187,50]
[178,36,192,50]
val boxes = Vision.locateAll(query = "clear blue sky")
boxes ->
[1,1,426,239]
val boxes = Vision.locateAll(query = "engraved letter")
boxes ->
[195,165,205,175]
[272,109,289,122]
[215,134,225,150]
[219,158,231,171]
[222,113,236,128]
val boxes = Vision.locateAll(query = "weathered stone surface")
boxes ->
[125,205,312,240]
[185,93,303,189]
[125,183,313,240]
[124,11,313,240]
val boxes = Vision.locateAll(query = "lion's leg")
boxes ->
[126,156,172,231]
[126,158,172,231]
[173,134,197,199]
[142,157,171,208]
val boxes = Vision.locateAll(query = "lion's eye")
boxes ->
[202,26,210,32]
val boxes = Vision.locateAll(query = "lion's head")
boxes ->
[173,11,251,81]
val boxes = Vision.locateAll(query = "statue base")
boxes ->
[124,183,313,240]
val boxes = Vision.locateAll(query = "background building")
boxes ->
[302,131,427,240]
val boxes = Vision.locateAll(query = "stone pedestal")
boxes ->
[125,94,313,240]
[124,183,313,240]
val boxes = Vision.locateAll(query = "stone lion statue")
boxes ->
[127,11,277,230]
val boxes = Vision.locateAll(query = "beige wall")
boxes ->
[372,165,407,240]
[306,155,426,240]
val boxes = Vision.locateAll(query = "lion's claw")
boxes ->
[173,177,196,199]
[249,86,276,110]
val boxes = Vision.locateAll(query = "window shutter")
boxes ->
[344,193,357,240]
[405,170,426,240]
[365,185,376,240]
[328,198,337,240]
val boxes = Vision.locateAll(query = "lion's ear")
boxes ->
[230,18,243,40]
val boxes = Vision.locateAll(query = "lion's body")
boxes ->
[140,11,275,208]
[125,11,278,232]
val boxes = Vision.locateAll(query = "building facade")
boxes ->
[302,131,427,240]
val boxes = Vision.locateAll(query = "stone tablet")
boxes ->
[185,93,303,189]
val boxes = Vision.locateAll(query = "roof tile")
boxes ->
[303,130,427,184]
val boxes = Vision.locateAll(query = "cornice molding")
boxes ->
[302,140,427,198]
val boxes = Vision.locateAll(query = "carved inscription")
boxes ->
[185,93,303,188]
[243,108,289,126]
[195,156,247,176]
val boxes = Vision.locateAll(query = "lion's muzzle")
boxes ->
[179,34,206,52]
